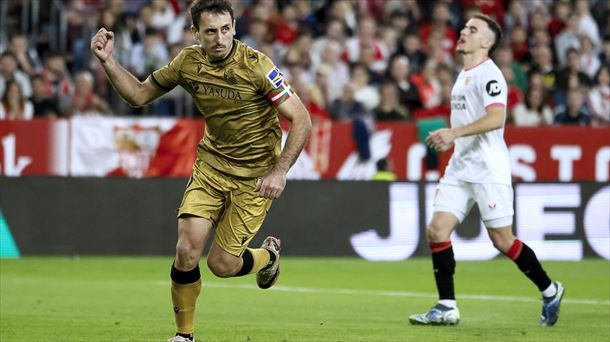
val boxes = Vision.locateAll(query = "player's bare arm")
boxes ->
[255,94,312,199]
[90,27,166,107]
[426,105,505,152]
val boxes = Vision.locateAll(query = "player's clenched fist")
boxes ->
[90,28,114,63]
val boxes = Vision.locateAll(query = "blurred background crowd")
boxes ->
[0,0,608,126]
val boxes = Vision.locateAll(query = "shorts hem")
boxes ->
[484,216,513,228]
[433,206,465,223]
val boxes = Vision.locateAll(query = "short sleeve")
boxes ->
[150,49,187,92]
[479,67,507,109]
[252,53,294,107]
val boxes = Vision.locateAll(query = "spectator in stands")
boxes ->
[274,3,299,46]
[495,45,527,93]
[509,25,529,63]
[129,27,169,80]
[419,2,457,58]
[556,47,591,106]
[136,5,155,37]
[527,70,545,92]
[0,51,33,99]
[310,18,346,63]
[500,65,524,120]
[411,60,441,109]
[310,64,331,110]
[351,64,379,112]
[293,0,319,35]
[0,80,34,120]
[384,0,421,28]
[530,45,557,94]
[240,17,269,51]
[531,29,552,50]
[504,0,528,38]
[575,0,601,48]
[8,34,42,77]
[167,8,194,45]
[292,30,315,74]
[281,47,311,84]
[528,7,550,39]
[326,0,357,36]
[66,0,97,57]
[329,83,367,122]
[374,81,408,121]
[344,16,389,73]
[554,87,592,125]
[313,40,349,105]
[548,0,570,39]
[587,65,610,125]
[150,0,177,33]
[292,71,329,121]
[380,26,400,58]
[394,32,427,75]
[65,71,110,116]
[371,158,397,181]
[30,75,60,118]
[387,9,415,37]
[426,26,456,67]
[41,52,73,112]
[386,55,422,113]
[555,13,583,68]
[512,87,553,126]
[579,35,601,79]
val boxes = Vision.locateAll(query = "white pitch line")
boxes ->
[153,281,610,306]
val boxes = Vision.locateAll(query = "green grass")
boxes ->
[1,257,609,342]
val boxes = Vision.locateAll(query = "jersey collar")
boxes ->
[463,58,490,72]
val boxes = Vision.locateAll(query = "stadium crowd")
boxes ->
[0,0,608,126]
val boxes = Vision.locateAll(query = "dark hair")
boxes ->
[473,13,503,56]
[0,51,17,61]
[524,87,545,112]
[1,80,25,112]
[190,0,234,30]
[376,158,388,171]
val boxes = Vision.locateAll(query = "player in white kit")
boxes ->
[409,13,564,327]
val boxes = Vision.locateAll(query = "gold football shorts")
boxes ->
[177,159,273,257]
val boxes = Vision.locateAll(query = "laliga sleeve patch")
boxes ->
[266,67,285,88]
[486,80,501,96]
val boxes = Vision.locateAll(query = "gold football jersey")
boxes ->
[151,40,294,178]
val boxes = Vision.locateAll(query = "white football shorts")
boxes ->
[433,180,514,228]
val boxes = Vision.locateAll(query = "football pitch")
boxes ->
[1,257,608,341]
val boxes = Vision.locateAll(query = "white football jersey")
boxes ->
[443,58,511,185]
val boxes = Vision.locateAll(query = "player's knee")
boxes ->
[175,242,201,269]
[426,222,447,242]
[490,235,515,254]
[207,258,235,278]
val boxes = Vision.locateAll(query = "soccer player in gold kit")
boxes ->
[91,1,312,341]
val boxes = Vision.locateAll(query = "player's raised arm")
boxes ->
[90,27,166,107]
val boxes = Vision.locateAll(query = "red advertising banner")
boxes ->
[1,118,609,181]
[0,119,68,176]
